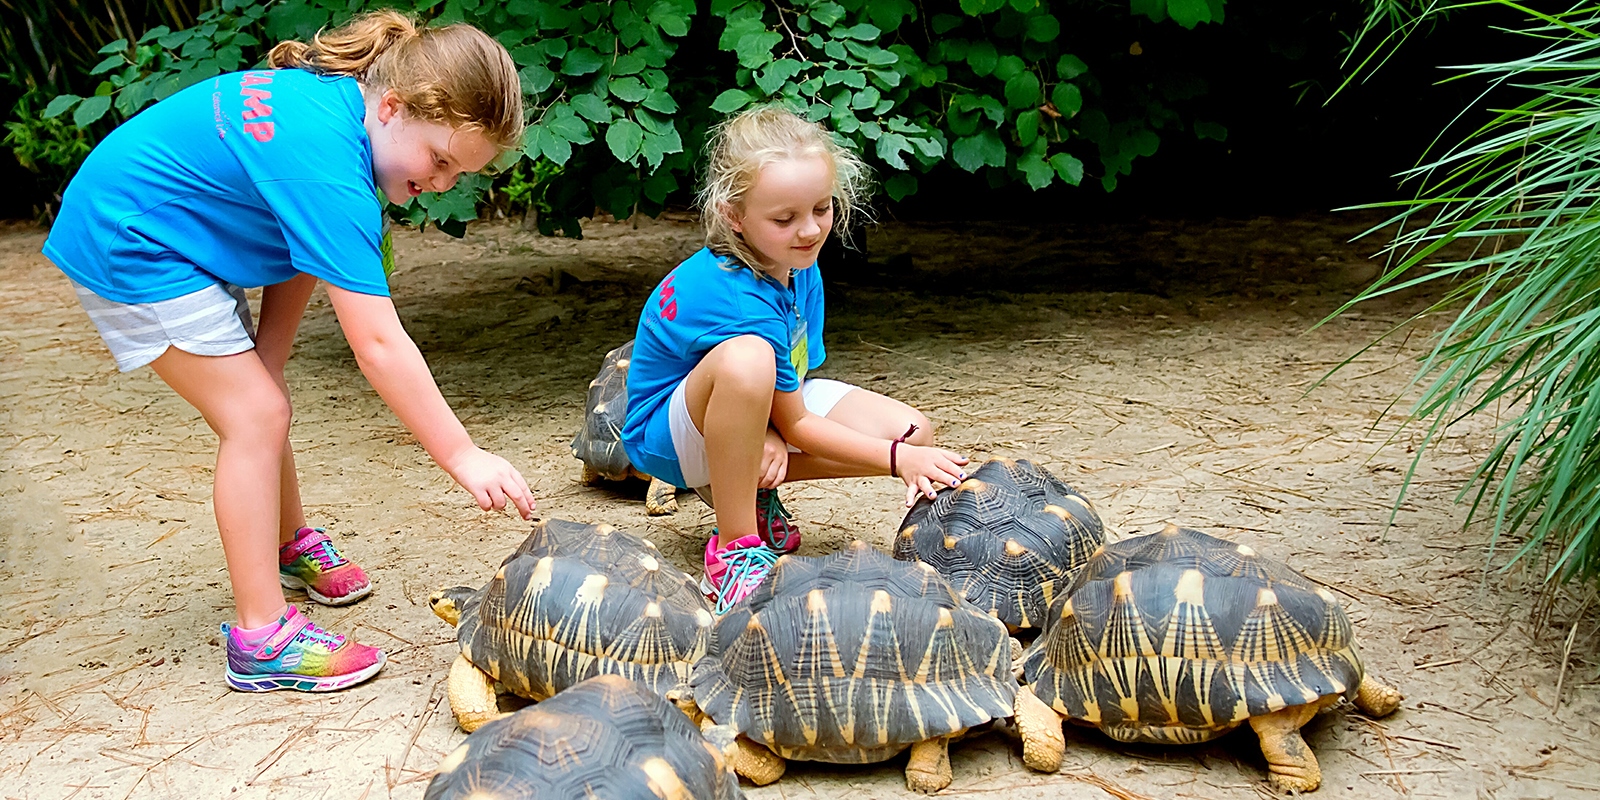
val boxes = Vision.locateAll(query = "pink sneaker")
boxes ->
[279,527,372,606]
[222,606,385,692]
[756,488,801,553]
[700,532,780,614]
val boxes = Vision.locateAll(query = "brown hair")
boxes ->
[268,10,523,150]
[698,105,871,273]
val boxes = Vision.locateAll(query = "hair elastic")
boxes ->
[888,423,920,479]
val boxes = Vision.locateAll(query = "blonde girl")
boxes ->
[43,12,535,692]
[621,106,969,612]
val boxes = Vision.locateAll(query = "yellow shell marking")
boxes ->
[639,554,660,572]
[943,536,958,550]
[899,526,916,540]
[1042,505,1070,521]
[1064,494,1094,511]
[644,602,662,618]
[1315,587,1337,604]
[616,358,630,369]
[695,609,715,628]
[807,589,828,614]
[958,478,985,492]
[1004,539,1027,557]
[576,573,609,603]
[435,743,470,776]
[1256,587,1278,608]
[641,756,688,800]
[1174,569,1205,606]
[1236,544,1257,558]
[871,590,894,615]
[593,402,608,414]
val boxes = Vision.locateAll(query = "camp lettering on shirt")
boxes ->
[45,69,390,303]
[620,248,827,488]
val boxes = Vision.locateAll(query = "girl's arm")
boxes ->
[769,389,966,506]
[324,284,535,519]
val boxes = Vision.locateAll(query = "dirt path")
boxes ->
[1,214,1595,799]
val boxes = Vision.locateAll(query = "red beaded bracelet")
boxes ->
[888,423,920,479]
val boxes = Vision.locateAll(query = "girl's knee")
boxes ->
[907,411,935,445]
[710,336,777,392]
[216,393,292,443]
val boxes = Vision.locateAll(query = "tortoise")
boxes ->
[683,541,1064,794]
[429,519,716,732]
[1017,524,1403,793]
[572,339,678,515]
[894,457,1104,631]
[425,673,744,800]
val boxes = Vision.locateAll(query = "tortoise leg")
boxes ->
[1247,702,1323,793]
[904,736,954,794]
[643,476,679,515]
[731,737,785,786]
[447,653,506,733]
[1354,673,1403,718]
[1013,685,1066,773]
[581,464,602,485]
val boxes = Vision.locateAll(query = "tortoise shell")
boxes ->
[1021,525,1365,744]
[425,674,743,800]
[894,458,1104,630]
[571,340,638,482]
[453,519,715,701]
[689,541,1017,763]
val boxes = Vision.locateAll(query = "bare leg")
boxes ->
[149,347,291,629]
[684,336,776,548]
[1247,702,1323,793]
[904,736,954,793]
[784,387,935,481]
[255,274,317,545]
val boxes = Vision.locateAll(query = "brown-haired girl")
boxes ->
[621,105,970,612]
[42,11,533,692]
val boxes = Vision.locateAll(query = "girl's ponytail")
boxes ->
[267,10,417,77]
[266,10,523,150]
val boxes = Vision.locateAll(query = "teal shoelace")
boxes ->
[710,544,780,614]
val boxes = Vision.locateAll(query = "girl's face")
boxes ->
[730,154,836,277]
[365,89,498,205]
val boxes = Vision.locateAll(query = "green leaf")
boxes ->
[932,14,963,34]
[824,69,867,89]
[1025,14,1060,42]
[548,114,594,145]
[876,132,911,169]
[1057,54,1088,79]
[1194,121,1228,141]
[1004,72,1041,109]
[520,64,555,94]
[609,77,649,103]
[533,126,572,165]
[641,89,679,114]
[98,38,129,54]
[735,30,783,68]
[958,0,986,15]
[867,0,915,32]
[885,172,917,201]
[755,59,806,95]
[1050,153,1084,185]
[1051,83,1083,117]
[1129,0,1166,22]
[966,42,997,76]
[561,48,604,75]
[42,95,81,120]
[612,53,647,75]
[951,129,1005,171]
[73,95,112,128]
[1167,0,1212,27]
[510,44,543,66]
[606,118,645,161]
[710,89,754,113]
[911,136,945,159]
[641,127,684,169]
[648,0,692,36]
[1019,154,1055,190]
[839,23,881,40]
[810,2,846,26]
[157,30,192,49]
[993,55,1025,81]
[139,26,171,44]
[1017,109,1041,146]
[572,94,613,123]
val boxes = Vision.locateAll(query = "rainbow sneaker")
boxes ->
[701,532,781,614]
[222,606,385,692]
[279,527,372,606]
[756,488,801,553]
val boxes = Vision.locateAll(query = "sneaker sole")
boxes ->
[279,573,372,606]
[226,652,386,693]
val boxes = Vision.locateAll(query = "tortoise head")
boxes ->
[427,586,476,627]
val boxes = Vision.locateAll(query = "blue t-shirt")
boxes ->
[44,69,389,304]
[622,247,827,487]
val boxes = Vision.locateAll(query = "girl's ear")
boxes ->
[376,89,404,125]
[720,202,744,234]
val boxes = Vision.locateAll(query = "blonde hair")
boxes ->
[697,105,871,272]
[268,10,523,150]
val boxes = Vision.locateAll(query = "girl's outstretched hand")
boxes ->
[445,446,536,519]
[897,444,970,507]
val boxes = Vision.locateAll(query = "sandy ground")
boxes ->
[1,213,1597,800]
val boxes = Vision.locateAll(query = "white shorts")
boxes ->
[71,279,255,372]
[667,377,858,489]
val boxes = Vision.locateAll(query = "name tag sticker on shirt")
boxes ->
[790,316,809,383]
